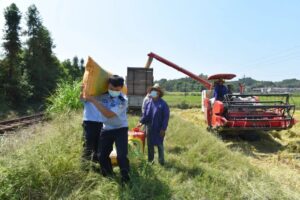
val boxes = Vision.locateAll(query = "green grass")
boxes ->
[1,111,300,199]
[163,93,202,108]
[290,94,300,109]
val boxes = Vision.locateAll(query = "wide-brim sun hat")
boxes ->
[153,83,160,88]
[149,84,163,97]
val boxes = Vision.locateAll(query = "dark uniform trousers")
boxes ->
[99,127,130,181]
[82,121,103,162]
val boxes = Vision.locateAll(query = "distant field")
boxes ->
[291,94,300,109]
[163,92,201,108]
[256,94,300,110]
[164,92,300,109]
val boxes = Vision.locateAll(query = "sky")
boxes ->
[0,0,300,81]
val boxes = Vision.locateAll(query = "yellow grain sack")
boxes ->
[82,56,127,96]
[109,149,118,166]
[110,137,144,166]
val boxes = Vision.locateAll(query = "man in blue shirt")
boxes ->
[213,79,228,101]
[84,75,130,183]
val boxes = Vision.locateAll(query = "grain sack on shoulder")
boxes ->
[82,56,127,96]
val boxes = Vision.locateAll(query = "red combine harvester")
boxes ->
[145,52,297,132]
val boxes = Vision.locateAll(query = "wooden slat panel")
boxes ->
[127,74,153,81]
[127,83,152,88]
[127,89,148,95]
[126,67,154,95]
[126,80,153,85]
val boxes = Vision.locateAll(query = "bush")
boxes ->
[177,101,190,109]
[0,98,9,119]
[46,80,82,114]
[190,92,201,96]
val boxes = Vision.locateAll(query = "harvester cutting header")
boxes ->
[142,52,296,132]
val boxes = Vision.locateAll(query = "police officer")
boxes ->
[84,75,130,183]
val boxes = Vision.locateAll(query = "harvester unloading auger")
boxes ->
[145,52,297,132]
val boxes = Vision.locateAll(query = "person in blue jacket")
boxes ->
[138,85,170,165]
[213,79,228,101]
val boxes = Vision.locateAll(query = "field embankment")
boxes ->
[1,110,300,199]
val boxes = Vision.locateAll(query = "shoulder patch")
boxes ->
[118,95,125,102]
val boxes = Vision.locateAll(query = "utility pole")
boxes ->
[184,77,187,97]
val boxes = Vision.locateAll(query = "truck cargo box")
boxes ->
[127,67,153,95]
[126,67,153,109]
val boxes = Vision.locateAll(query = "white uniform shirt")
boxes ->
[82,96,104,122]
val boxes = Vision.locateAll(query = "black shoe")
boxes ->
[121,175,130,185]
[102,170,116,178]
[159,161,165,166]
[91,165,101,173]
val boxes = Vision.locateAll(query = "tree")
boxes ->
[72,56,82,79]
[1,3,31,106]
[24,4,60,101]
[59,56,83,82]
[60,59,73,81]
[80,58,85,73]
[0,58,5,104]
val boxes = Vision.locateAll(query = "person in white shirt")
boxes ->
[83,75,130,183]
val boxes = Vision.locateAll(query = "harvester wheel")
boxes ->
[206,126,224,139]
[206,126,212,132]
[239,131,261,141]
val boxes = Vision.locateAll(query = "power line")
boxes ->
[240,45,300,67]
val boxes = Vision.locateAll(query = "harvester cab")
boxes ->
[203,74,296,132]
